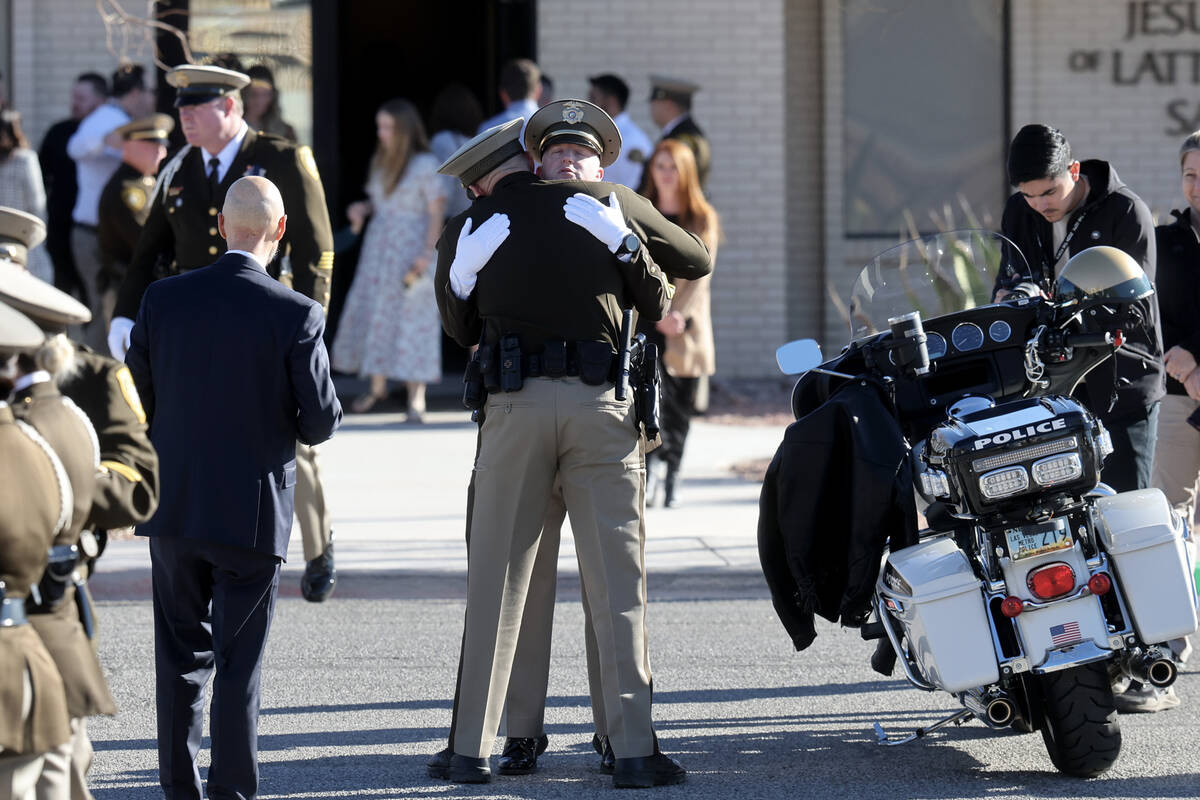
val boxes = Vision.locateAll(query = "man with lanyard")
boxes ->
[993,123,1164,494]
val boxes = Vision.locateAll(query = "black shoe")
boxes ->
[592,733,615,774]
[612,752,686,788]
[427,747,452,779]
[449,753,490,783]
[300,541,336,602]
[663,471,678,508]
[498,734,548,775]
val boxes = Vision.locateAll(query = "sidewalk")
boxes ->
[94,410,787,589]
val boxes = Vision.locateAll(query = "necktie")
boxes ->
[207,157,221,200]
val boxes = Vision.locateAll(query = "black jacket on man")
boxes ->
[758,378,919,652]
[995,159,1164,423]
[1155,209,1200,399]
[113,129,334,320]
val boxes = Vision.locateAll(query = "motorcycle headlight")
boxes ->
[1031,452,1083,487]
[919,468,951,498]
[979,466,1029,499]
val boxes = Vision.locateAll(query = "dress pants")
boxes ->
[453,377,654,760]
[654,374,700,475]
[1152,394,1200,523]
[68,226,109,354]
[293,443,332,561]
[0,670,71,800]
[150,537,281,800]
[36,717,92,800]
[1099,403,1159,493]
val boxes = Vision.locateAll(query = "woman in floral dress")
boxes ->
[334,98,448,419]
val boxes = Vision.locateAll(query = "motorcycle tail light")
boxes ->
[1031,453,1083,486]
[1000,595,1024,617]
[1026,562,1076,600]
[979,466,1029,499]
[1087,571,1112,596]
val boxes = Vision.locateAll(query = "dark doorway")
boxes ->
[313,0,536,377]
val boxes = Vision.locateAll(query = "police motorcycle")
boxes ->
[773,230,1198,777]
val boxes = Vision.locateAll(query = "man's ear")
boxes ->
[596,167,604,181]
[217,212,226,240]
[1069,160,1081,180]
[274,214,288,241]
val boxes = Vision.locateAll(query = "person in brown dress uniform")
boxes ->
[0,208,117,800]
[0,227,74,800]
[94,114,172,339]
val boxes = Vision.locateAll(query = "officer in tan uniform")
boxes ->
[0,303,73,800]
[106,65,338,601]
[430,118,710,787]
[94,114,172,338]
[0,211,117,800]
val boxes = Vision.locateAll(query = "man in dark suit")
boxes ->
[125,176,342,800]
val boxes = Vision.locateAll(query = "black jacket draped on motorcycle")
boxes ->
[758,377,918,651]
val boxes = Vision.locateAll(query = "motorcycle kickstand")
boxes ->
[873,708,973,746]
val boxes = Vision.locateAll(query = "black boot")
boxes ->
[663,467,678,508]
[592,733,615,773]
[498,734,548,774]
[301,537,336,602]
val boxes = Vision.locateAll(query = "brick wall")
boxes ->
[1011,0,1196,220]
[10,0,154,148]
[539,0,792,378]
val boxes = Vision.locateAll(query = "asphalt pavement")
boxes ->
[84,409,1199,799]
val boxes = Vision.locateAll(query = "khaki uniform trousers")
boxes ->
[501,485,609,739]
[454,377,653,760]
[1152,393,1200,524]
[0,670,71,800]
[294,443,332,562]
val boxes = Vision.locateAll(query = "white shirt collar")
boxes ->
[661,113,689,137]
[203,121,250,183]
[225,249,267,271]
[12,370,51,394]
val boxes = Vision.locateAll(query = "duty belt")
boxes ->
[1,597,27,627]
[522,346,619,382]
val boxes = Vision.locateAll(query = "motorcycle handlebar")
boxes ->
[1061,331,1117,348]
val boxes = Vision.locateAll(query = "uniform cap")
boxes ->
[167,64,250,107]
[524,99,621,168]
[649,75,700,104]
[0,207,46,268]
[114,113,175,143]
[437,118,527,188]
[0,262,92,332]
[0,302,45,355]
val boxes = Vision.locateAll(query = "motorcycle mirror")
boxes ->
[776,339,823,375]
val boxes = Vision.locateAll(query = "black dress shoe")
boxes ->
[612,752,686,788]
[426,747,452,779]
[300,541,336,602]
[498,734,548,775]
[449,753,490,783]
[592,733,615,773]
[663,470,679,508]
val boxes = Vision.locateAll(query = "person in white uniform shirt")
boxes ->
[66,64,152,352]
[587,73,653,190]
[476,59,542,134]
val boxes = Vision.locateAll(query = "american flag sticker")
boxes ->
[1049,621,1082,646]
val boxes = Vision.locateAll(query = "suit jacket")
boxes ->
[125,252,342,559]
[114,129,335,319]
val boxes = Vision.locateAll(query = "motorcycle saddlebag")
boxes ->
[1095,489,1199,644]
[879,536,1000,693]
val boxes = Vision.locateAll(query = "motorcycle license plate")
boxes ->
[1004,521,1071,560]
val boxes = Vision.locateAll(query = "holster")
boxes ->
[578,341,613,386]
[33,544,79,613]
[462,352,486,410]
[634,342,662,440]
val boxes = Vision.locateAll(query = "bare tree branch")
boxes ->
[97,0,194,71]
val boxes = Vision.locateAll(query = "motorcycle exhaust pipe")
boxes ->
[1126,648,1178,688]
[985,695,1016,727]
[962,689,1015,728]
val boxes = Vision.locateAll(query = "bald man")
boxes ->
[125,176,342,800]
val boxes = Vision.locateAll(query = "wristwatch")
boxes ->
[614,232,641,259]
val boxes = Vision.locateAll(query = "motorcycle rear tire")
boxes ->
[1037,661,1121,777]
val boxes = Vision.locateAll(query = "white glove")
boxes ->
[563,192,633,252]
[449,213,511,299]
[108,316,134,361]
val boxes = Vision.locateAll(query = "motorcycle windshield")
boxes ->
[847,230,1031,342]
